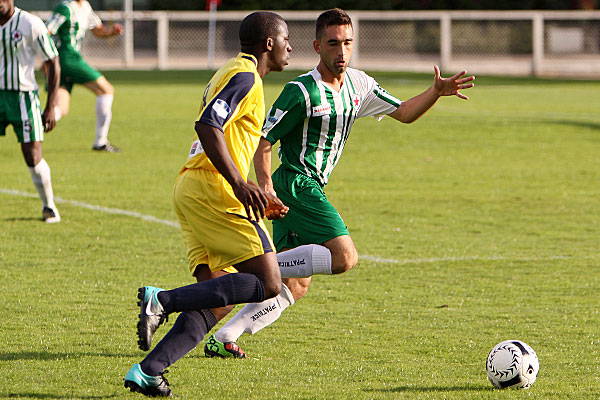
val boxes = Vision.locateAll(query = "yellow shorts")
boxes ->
[173,168,274,275]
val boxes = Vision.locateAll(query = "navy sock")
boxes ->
[157,272,266,314]
[140,309,218,376]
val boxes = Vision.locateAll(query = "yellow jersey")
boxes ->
[182,53,265,180]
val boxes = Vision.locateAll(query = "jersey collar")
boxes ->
[311,67,346,94]
[239,53,258,67]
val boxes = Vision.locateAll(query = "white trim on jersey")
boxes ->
[45,13,66,35]
[30,91,43,137]
[322,85,345,181]
[315,77,330,184]
[289,80,313,178]
[18,93,30,142]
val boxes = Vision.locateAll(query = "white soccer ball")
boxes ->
[486,340,539,389]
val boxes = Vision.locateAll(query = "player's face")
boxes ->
[269,23,292,72]
[314,24,354,77]
[0,0,15,20]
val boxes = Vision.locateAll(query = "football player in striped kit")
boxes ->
[206,8,475,357]
[0,0,61,222]
[46,0,123,152]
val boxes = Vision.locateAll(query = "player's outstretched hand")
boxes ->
[433,65,475,100]
[112,23,124,36]
[264,191,289,220]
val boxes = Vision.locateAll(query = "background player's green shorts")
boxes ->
[0,90,44,143]
[59,51,102,92]
[271,166,350,251]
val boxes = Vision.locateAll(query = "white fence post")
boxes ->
[123,13,134,67]
[157,13,169,70]
[532,13,544,77]
[207,3,217,70]
[440,13,451,72]
[350,14,359,68]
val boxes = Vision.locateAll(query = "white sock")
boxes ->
[216,283,295,343]
[94,94,113,147]
[277,244,332,278]
[53,105,62,122]
[28,158,56,210]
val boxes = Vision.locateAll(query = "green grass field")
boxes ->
[1,69,599,399]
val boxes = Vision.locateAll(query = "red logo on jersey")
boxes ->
[12,31,23,42]
[352,94,360,107]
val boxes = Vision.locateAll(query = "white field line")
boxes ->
[0,188,179,228]
[2,188,591,266]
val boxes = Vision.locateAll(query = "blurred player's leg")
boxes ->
[53,87,70,121]
[84,76,120,152]
[94,93,113,147]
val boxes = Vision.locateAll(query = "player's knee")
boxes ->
[211,305,234,321]
[261,276,281,299]
[289,283,309,301]
[331,248,358,274]
[99,81,114,95]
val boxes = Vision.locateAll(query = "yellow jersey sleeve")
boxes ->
[182,54,265,180]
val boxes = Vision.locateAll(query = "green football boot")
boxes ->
[204,334,247,359]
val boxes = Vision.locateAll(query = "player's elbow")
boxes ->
[390,105,418,124]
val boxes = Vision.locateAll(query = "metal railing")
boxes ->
[34,10,600,76]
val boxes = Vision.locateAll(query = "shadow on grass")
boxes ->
[0,350,139,361]
[545,119,600,131]
[2,217,41,222]
[365,384,489,393]
[6,393,122,399]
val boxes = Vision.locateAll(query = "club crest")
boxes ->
[12,30,23,42]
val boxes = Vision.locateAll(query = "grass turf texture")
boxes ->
[1,69,599,399]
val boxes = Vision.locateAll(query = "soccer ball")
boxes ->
[486,340,539,389]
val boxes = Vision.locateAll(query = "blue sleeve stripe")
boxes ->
[199,72,255,131]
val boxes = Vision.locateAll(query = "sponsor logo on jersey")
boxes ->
[278,258,306,268]
[250,304,278,321]
[262,108,287,135]
[12,30,23,42]
[312,104,331,116]
[352,94,361,107]
[188,139,205,158]
[212,99,231,119]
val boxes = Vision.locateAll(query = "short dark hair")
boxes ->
[239,11,285,52]
[315,8,353,40]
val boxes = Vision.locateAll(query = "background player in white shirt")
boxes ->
[0,0,61,222]
[206,8,475,358]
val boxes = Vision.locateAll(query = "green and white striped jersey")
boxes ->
[46,0,101,54]
[263,67,402,186]
[0,8,58,91]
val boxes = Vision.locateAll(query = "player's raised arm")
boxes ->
[389,65,475,123]
[91,22,123,37]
